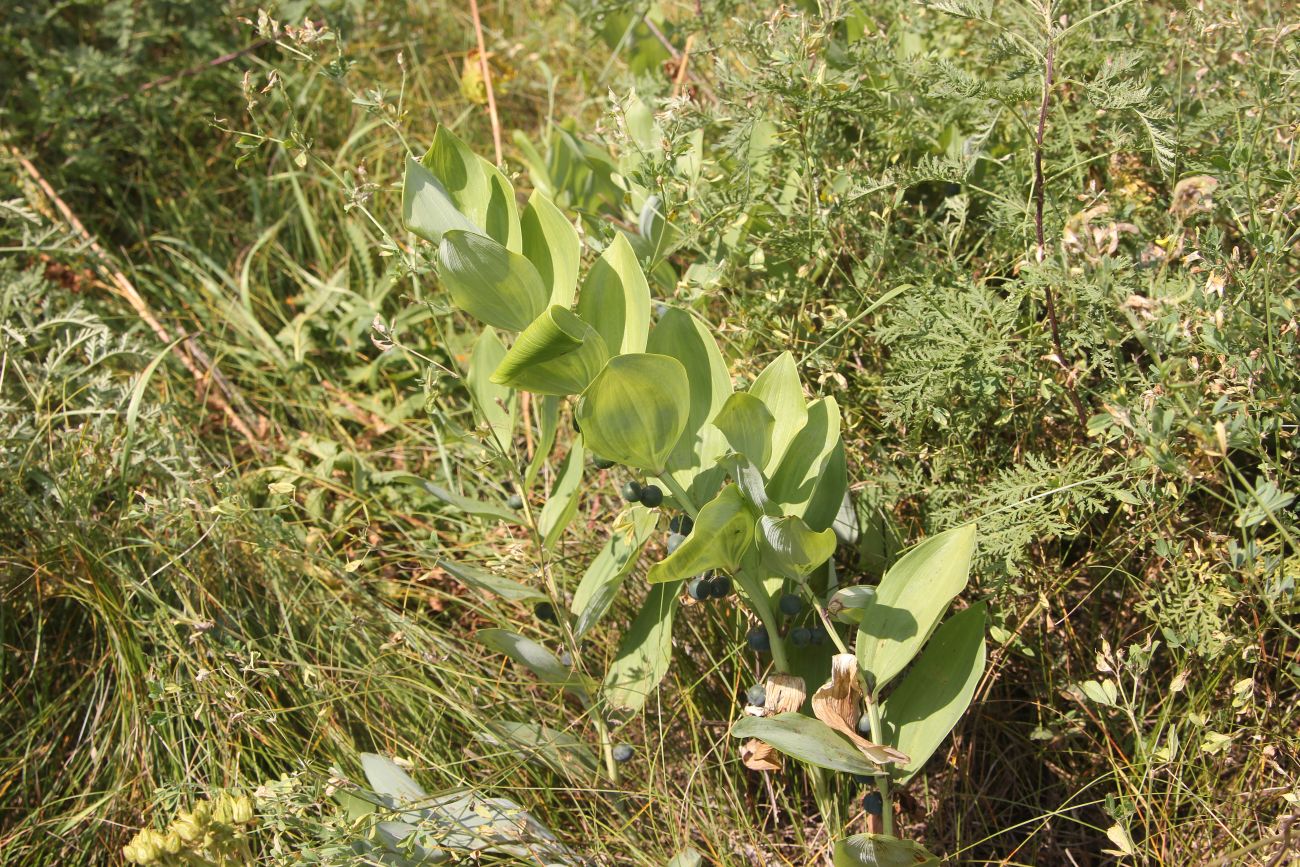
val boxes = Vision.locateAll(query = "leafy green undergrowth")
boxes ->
[2,0,1298,864]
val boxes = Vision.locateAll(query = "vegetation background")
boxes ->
[1,0,1296,864]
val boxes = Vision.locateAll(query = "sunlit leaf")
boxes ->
[857,523,977,691]
[476,629,589,699]
[577,233,650,355]
[748,352,806,473]
[647,485,757,583]
[538,440,584,550]
[767,397,841,515]
[881,603,986,782]
[833,834,941,866]
[492,306,609,397]
[439,230,548,332]
[756,514,837,581]
[422,125,488,225]
[576,353,689,475]
[712,392,774,469]
[480,157,522,252]
[730,713,879,774]
[572,506,659,636]
[403,157,479,243]
[521,191,580,309]
[467,327,513,446]
[438,559,547,603]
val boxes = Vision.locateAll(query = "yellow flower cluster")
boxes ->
[122,793,255,865]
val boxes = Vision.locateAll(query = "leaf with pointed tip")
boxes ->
[647,485,757,583]
[856,524,977,691]
[409,479,519,523]
[603,581,678,712]
[491,306,609,397]
[477,629,590,699]
[730,713,879,775]
[802,440,849,534]
[647,308,732,500]
[439,230,548,332]
[576,353,689,475]
[360,753,427,802]
[439,559,547,603]
[748,352,806,473]
[538,440,584,550]
[577,233,650,355]
[712,391,775,469]
[833,834,941,867]
[422,126,488,225]
[467,327,513,445]
[572,506,659,636]
[767,397,841,515]
[403,157,479,243]
[521,191,580,309]
[480,157,522,252]
[757,514,837,581]
[478,720,600,779]
[882,603,986,782]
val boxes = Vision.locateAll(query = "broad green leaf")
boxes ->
[647,485,757,583]
[749,352,807,473]
[802,440,848,534]
[856,523,977,691]
[730,713,879,775]
[768,397,841,516]
[402,157,479,243]
[478,720,600,779]
[881,603,986,782]
[521,191,580,308]
[491,306,609,397]
[538,440,584,550]
[439,230,548,332]
[757,514,837,581]
[480,157,522,252]
[647,308,732,500]
[468,327,513,446]
[422,126,488,225]
[413,479,519,523]
[833,834,941,867]
[438,559,547,603]
[572,506,659,637]
[603,581,678,713]
[576,353,689,475]
[477,629,589,699]
[360,753,427,802]
[577,233,651,355]
[712,392,774,468]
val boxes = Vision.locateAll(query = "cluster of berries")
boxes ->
[621,480,663,507]
[686,572,732,601]
[744,593,829,651]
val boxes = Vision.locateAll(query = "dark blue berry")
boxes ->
[612,744,634,763]
[507,494,524,510]
[853,774,872,785]
[535,602,557,623]
[791,627,812,648]
[779,593,803,616]
[669,515,694,535]
[593,456,615,470]
[621,481,643,503]
[811,626,827,646]
[666,533,686,555]
[746,628,771,653]
[708,575,732,599]
[863,791,883,816]
[686,577,710,601]
[639,484,663,507]
[745,684,767,706]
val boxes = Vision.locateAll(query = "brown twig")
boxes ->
[8,146,265,451]
[1033,22,1090,431]
[670,34,695,98]
[640,17,716,102]
[467,0,503,165]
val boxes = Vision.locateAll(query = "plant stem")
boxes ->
[866,698,895,837]
[1032,9,1089,431]
[658,472,699,517]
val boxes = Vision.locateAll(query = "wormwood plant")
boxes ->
[386,124,992,862]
